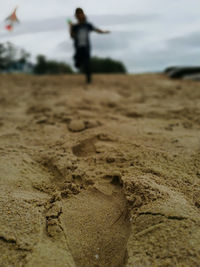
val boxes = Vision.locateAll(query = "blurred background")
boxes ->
[1,0,200,73]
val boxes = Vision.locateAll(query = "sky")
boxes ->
[1,0,200,73]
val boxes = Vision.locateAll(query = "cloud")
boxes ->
[126,34,200,72]
[58,30,143,52]
[166,31,200,50]
[93,30,143,51]
[89,13,159,27]
[0,13,158,38]
[0,17,65,38]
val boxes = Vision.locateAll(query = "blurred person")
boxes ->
[68,8,110,84]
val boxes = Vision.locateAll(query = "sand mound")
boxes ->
[0,74,200,266]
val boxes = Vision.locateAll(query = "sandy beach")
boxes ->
[0,73,200,266]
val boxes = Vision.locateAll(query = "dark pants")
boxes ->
[74,47,91,83]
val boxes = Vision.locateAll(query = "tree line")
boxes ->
[0,42,127,74]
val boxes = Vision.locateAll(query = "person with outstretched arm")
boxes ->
[68,8,110,84]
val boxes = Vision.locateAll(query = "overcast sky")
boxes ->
[1,0,200,73]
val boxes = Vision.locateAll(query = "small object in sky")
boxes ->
[5,7,19,31]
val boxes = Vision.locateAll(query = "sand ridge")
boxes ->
[0,74,200,266]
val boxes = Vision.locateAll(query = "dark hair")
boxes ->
[75,7,84,15]
[75,7,86,22]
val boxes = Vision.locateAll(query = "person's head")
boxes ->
[75,7,86,23]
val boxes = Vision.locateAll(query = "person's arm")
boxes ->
[68,20,75,38]
[94,28,110,34]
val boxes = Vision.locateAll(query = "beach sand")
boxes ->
[0,74,200,266]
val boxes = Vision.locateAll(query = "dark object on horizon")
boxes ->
[5,62,33,73]
[34,55,73,75]
[91,57,127,74]
[165,66,200,79]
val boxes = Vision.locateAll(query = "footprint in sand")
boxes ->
[60,185,130,267]
[72,134,115,157]
[72,137,97,157]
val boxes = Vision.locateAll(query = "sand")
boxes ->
[0,73,200,266]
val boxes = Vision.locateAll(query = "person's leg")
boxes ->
[85,60,91,84]
[84,49,92,84]
[74,48,81,69]
[74,48,92,84]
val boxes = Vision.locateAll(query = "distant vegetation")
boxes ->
[0,42,127,74]
[34,55,73,75]
[0,42,31,72]
[91,57,127,74]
